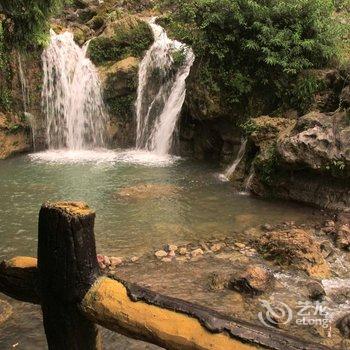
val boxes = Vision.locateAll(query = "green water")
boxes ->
[0,150,320,349]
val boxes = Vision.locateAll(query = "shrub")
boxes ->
[0,0,68,49]
[160,0,340,113]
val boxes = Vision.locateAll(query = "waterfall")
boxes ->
[135,19,195,155]
[244,165,255,192]
[17,53,29,114]
[224,139,247,179]
[41,30,108,150]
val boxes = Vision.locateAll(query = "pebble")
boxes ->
[110,257,123,267]
[161,257,172,263]
[191,248,204,257]
[155,250,168,258]
[210,243,224,252]
[168,250,176,258]
[165,244,178,253]
[235,242,246,249]
[130,256,139,263]
[178,247,188,255]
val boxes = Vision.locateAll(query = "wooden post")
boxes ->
[37,201,101,350]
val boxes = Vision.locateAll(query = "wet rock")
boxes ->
[229,265,274,296]
[256,229,331,278]
[155,250,167,259]
[110,257,123,267]
[208,272,230,291]
[337,314,350,338]
[337,210,350,226]
[335,225,350,250]
[103,256,111,266]
[307,281,326,301]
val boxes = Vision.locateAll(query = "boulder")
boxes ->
[229,265,274,296]
[100,57,139,99]
[256,229,330,278]
[277,111,350,178]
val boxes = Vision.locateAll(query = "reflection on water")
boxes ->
[0,151,320,349]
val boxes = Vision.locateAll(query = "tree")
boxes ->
[0,0,67,49]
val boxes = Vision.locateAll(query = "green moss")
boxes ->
[88,17,153,65]
[325,159,347,177]
[255,145,281,186]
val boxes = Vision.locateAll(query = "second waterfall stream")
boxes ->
[135,18,195,156]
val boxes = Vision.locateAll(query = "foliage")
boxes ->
[281,74,324,114]
[172,48,187,69]
[255,145,280,185]
[325,159,347,177]
[88,18,153,65]
[0,22,12,112]
[0,0,68,49]
[160,0,340,113]
[241,119,259,136]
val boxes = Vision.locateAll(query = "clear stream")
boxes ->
[0,150,320,349]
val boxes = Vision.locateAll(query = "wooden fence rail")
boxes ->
[0,201,329,350]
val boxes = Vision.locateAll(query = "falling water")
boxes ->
[244,165,255,192]
[224,139,247,179]
[135,18,195,155]
[17,53,29,114]
[41,30,108,150]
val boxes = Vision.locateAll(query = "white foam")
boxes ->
[29,149,179,166]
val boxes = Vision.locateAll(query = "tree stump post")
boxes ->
[37,201,102,350]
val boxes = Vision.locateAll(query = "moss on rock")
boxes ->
[88,15,153,65]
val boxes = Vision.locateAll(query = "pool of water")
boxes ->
[0,149,322,349]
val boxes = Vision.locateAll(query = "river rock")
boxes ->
[256,229,331,278]
[307,281,326,301]
[229,265,274,296]
[155,250,167,258]
[191,248,204,257]
[178,247,188,255]
[165,244,178,253]
[110,257,123,267]
[161,257,172,263]
[210,243,225,252]
[130,256,139,263]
